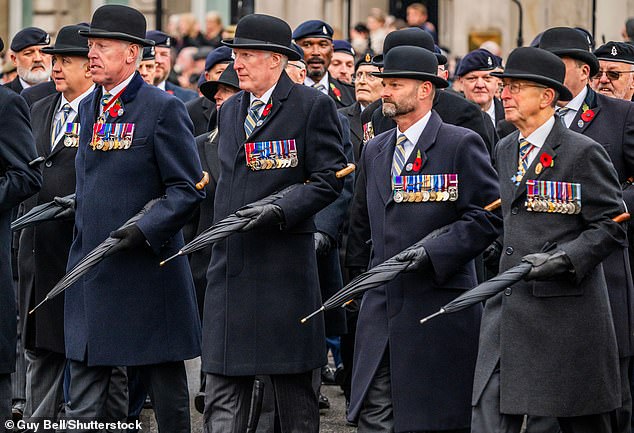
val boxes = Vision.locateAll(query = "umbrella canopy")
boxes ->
[11,193,76,231]
[29,198,160,314]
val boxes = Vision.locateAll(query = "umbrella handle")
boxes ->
[336,163,355,178]
[614,212,630,224]
[196,171,210,190]
[484,199,501,212]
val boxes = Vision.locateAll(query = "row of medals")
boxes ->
[394,187,458,203]
[91,136,133,151]
[64,134,79,148]
[526,198,581,214]
[248,155,298,170]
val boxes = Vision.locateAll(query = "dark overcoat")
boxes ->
[0,86,42,374]
[202,72,346,376]
[473,120,624,416]
[328,74,355,109]
[165,80,198,103]
[186,96,217,137]
[339,101,363,164]
[18,91,81,353]
[348,111,501,432]
[66,72,205,366]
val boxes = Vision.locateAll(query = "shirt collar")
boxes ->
[397,110,433,146]
[102,72,135,98]
[564,86,587,112]
[19,77,32,89]
[304,73,329,90]
[485,102,496,124]
[157,80,166,91]
[249,83,276,107]
[63,85,95,114]
[519,115,556,150]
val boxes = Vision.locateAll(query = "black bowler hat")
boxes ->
[373,46,448,88]
[146,30,172,48]
[491,47,572,101]
[79,5,154,47]
[594,41,634,65]
[205,46,232,71]
[10,27,50,52]
[293,20,334,41]
[455,48,502,76]
[539,27,599,77]
[200,62,240,101]
[373,28,446,66]
[333,40,355,57]
[42,25,89,57]
[222,14,300,61]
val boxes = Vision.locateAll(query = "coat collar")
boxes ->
[372,110,442,205]
[568,86,600,134]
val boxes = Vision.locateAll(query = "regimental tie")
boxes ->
[244,99,265,139]
[555,106,571,126]
[392,134,408,176]
[517,139,534,182]
[100,93,112,117]
[52,103,72,149]
[312,83,326,93]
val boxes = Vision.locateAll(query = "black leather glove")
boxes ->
[482,239,502,273]
[235,204,285,232]
[394,246,429,273]
[104,225,146,257]
[314,232,333,256]
[523,250,574,281]
[54,196,76,219]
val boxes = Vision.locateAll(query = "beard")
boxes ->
[17,63,51,85]
[382,98,417,118]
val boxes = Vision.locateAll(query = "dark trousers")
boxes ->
[358,349,393,433]
[1,374,11,433]
[66,360,190,433]
[472,368,612,433]
[203,371,318,433]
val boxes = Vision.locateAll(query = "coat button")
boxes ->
[505,246,514,255]
[45,160,52,168]
[511,207,519,215]
[504,288,512,296]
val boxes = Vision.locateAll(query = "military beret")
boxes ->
[205,46,233,71]
[10,27,50,52]
[146,30,172,48]
[456,48,502,76]
[293,20,334,41]
[333,40,355,57]
[142,46,155,61]
[594,41,634,65]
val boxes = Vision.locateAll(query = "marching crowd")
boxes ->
[2,3,634,433]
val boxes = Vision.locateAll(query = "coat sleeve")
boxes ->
[0,91,42,212]
[421,130,502,285]
[135,96,205,253]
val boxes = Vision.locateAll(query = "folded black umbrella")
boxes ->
[159,163,357,266]
[11,193,76,231]
[29,198,160,314]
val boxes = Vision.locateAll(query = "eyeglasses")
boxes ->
[592,70,634,81]
[354,71,379,82]
[501,82,548,94]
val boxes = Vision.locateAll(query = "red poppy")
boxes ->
[262,103,273,117]
[109,104,121,117]
[581,109,594,122]
[539,152,553,168]
[412,157,422,172]
[330,83,342,101]
[166,90,174,95]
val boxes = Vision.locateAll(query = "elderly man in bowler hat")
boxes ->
[471,46,625,433]
[0,35,42,431]
[347,45,501,433]
[592,41,634,101]
[63,5,205,432]
[202,13,346,433]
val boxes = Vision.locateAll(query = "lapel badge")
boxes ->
[405,163,413,171]
[535,163,543,175]
[577,119,584,128]
[256,120,263,127]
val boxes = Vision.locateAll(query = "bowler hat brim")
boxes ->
[491,70,573,101]
[372,70,448,88]
[42,46,88,56]
[78,28,155,47]
[200,79,241,101]
[548,48,599,77]
[222,38,300,61]
[372,52,447,67]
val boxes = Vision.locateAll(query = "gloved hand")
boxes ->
[54,196,76,219]
[104,224,146,257]
[236,204,285,232]
[394,246,429,273]
[482,239,502,273]
[314,232,333,256]
[523,250,574,281]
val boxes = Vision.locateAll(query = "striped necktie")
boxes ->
[244,99,265,138]
[52,103,72,148]
[392,134,408,176]
[556,106,571,126]
[312,83,326,93]
[517,139,533,179]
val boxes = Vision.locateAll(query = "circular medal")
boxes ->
[422,191,430,202]
[429,191,437,201]
[290,156,298,167]
[394,190,403,203]
[64,136,73,147]
[414,191,423,202]
[117,108,124,117]
[448,187,458,201]
[407,192,416,202]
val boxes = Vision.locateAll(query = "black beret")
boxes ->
[205,46,233,71]
[293,20,334,40]
[456,48,502,76]
[10,27,50,52]
[146,30,172,48]
[594,41,634,65]
[333,40,355,57]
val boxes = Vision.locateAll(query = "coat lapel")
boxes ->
[246,72,293,142]
[568,87,599,135]
[37,93,60,157]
